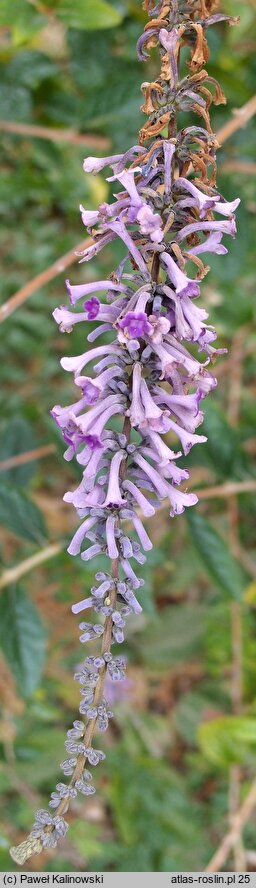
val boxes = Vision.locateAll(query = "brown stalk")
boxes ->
[0,120,110,149]
[0,444,56,472]
[205,778,256,872]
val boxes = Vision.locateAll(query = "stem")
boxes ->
[42,417,131,835]
[53,579,118,820]
[0,544,62,591]
[0,444,55,472]
[151,252,160,283]
[0,120,110,149]
[205,777,256,872]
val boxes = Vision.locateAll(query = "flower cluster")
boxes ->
[10,0,239,864]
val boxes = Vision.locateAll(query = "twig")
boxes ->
[205,778,256,871]
[216,94,256,145]
[197,480,256,500]
[0,544,62,591]
[220,160,256,175]
[0,444,56,472]
[1,97,256,325]
[0,237,92,323]
[215,341,256,379]
[0,120,110,150]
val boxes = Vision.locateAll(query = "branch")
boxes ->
[0,120,110,150]
[220,160,256,175]
[216,94,256,145]
[0,237,92,323]
[0,444,56,472]
[0,544,62,591]
[1,97,256,325]
[198,480,256,500]
[205,778,256,871]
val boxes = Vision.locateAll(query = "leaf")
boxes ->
[0,416,37,486]
[3,51,58,90]
[0,85,32,122]
[187,511,247,600]
[105,744,209,870]
[57,0,122,30]
[0,0,42,27]
[245,581,256,606]
[0,585,46,697]
[174,692,213,745]
[68,28,112,89]
[202,401,254,481]
[15,726,65,785]
[0,482,46,543]
[202,402,238,477]
[132,604,207,667]
[198,715,256,767]
[82,60,143,149]
[68,821,102,859]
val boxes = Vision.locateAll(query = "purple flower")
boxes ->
[67,517,97,557]
[80,206,99,227]
[101,451,127,509]
[107,219,149,275]
[161,251,200,298]
[186,231,228,256]
[61,343,120,376]
[65,278,126,306]
[159,27,179,83]
[83,297,100,320]
[137,204,163,242]
[174,177,217,216]
[118,311,152,339]
[136,28,158,60]
[83,146,144,174]
[107,168,142,215]
[177,218,237,242]
[163,141,176,194]
[214,198,240,217]
[123,479,155,517]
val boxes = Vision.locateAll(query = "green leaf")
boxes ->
[132,604,207,668]
[0,0,46,41]
[0,482,46,543]
[57,0,122,30]
[0,416,37,486]
[3,51,58,90]
[202,402,238,478]
[68,28,113,89]
[0,85,32,122]
[187,511,247,600]
[202,401,253,481]
[14,726,65,787]
[174,692,213,745]
[198,716,256,767]
[0,585,46,697]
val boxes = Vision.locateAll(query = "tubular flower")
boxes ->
[10,0,239,864]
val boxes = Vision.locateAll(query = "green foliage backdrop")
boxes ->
[0,0,256,873]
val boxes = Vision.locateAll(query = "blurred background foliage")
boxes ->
[0,0,256,873]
